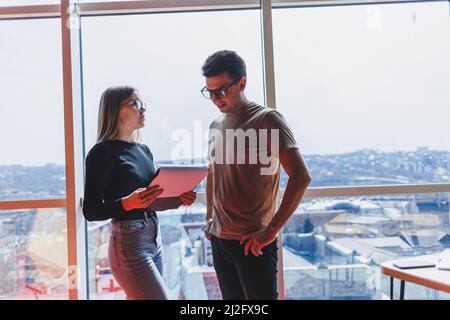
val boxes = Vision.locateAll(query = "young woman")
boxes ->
[82,86,196,299]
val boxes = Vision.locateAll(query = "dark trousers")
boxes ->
[211,235,278,300]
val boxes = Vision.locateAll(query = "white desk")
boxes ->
[381,253,450,300]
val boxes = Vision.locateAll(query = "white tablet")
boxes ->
[393,260,435,269]
[149,165,208,198]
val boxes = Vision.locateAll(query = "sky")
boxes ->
[0,1,449,166]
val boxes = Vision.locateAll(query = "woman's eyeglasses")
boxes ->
[122,99,147,111]
[133,100,147,111]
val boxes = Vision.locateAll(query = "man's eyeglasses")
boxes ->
[200,79,240,99]
[122,99,147,111]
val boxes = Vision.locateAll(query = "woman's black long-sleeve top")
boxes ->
[82,139,181,222]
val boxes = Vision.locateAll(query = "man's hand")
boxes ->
[204,219,213,241]
[180,191,196,206]
[240,228,278,257]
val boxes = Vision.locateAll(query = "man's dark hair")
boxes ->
[201,50,246,80]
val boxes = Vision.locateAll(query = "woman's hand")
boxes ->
[180,191,196,206]
[121,185,164,211]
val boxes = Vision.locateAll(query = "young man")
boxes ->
[201,50,312,300]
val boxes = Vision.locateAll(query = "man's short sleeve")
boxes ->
[263,109,298,150]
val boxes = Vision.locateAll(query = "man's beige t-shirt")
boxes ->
[206,102,298,240]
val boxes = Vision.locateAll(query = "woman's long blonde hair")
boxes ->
[97,86,142,143]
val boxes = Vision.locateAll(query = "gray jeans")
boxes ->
[108,213,169,300]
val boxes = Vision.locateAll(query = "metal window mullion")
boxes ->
[261,0,277,109]
[61,0,88,300]
[197,182,450,202]
[0,0,445,19]
[271,0,446,9]
[0,4,60,19]
[0,199,66,210]
[78,0,261,16]
[302,183,450,198]
[261,0,286,300]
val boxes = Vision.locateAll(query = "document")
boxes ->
[149,165,208,198]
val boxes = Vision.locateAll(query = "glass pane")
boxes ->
[273,2,450,187]
[0,208,68,300]
[82,10,264,159]
[0,19,65,201]
[82,10,263,299]
[283,192,450,299]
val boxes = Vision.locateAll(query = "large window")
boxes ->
[273,1,450,188]
[0,19,65,201]
[1,0,449,301]
[273,1,450,300]
[82,9,264,299]
[0,11,67,300]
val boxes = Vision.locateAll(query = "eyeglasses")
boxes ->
[122,99,147,111]
[133,100,147,111]
[200,79,240,99]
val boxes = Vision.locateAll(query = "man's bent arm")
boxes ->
[266,148,311,236]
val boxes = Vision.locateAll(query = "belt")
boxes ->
[113,210,156,223]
